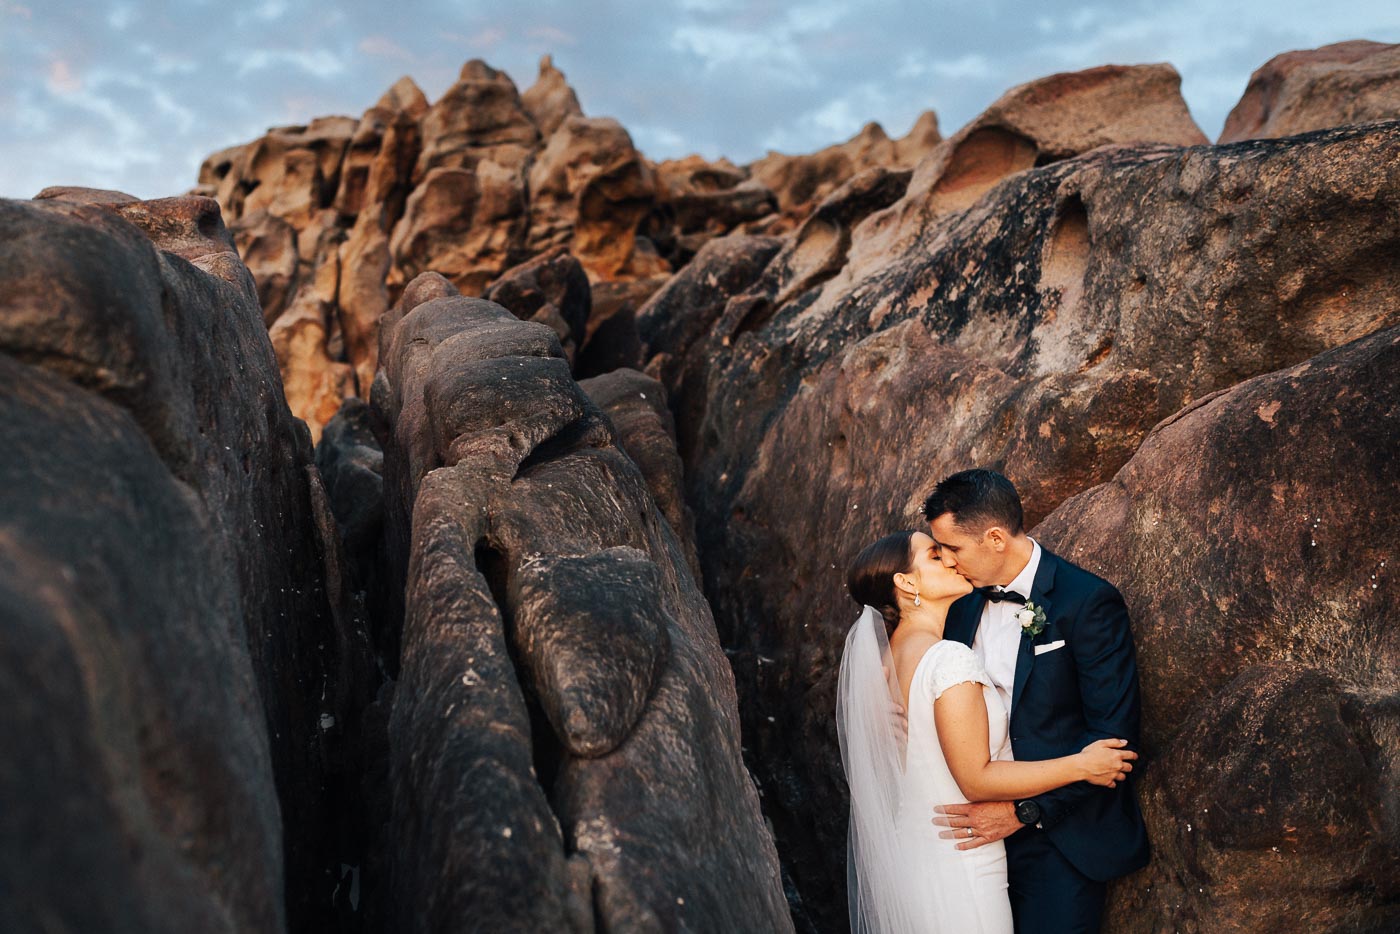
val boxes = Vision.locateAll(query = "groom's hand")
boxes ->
[932,801,1021,850]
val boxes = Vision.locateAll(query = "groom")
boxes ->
[924,469,1149,932]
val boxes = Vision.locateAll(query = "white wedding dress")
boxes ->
[894,639,1013,933]
[838,608,1014,934]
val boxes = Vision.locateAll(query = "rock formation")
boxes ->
[197,57,938,439]
[0,191,376,932]
[749,111,940,232]
[1038,324,1400,931]
[635,65,1400,928]
[10,37,1400,934]
[372,278,791,931]
[1219,40,1400,142]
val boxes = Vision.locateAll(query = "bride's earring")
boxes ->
[914,592,921,607]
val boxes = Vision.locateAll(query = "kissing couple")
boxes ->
[837,469,1150,933]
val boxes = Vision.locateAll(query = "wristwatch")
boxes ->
[1014,799,1042,828]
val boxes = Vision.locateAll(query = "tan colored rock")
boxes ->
[851,63,1207,269]
[1219,40,1400,143]
[237,116,357,226]
[522,55,584,137]
[33,185,139,204]
[270,295,353,441]
[527,116,669,282]
[334,76,427,218]
[231,211,299,325]
[413,59,539,180]
[389,159,529,295]
[748,111,940,228]
[337,212,391,394]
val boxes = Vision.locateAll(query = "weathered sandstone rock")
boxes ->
[1036,324,1399,931]
[527,115,671,282]
[372,276,791,931]
[0,193,368,930]
[1220,40,1400,143]
[522,54,584,138]
[638,119,1400,927]
[749,112,940,230]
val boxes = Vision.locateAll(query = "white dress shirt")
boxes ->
[972,539,1042,730]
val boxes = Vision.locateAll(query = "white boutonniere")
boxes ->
[1015,600,1047,638]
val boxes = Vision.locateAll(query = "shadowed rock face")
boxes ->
[1033,325,1400,930]
[484,246,592,366]
[1220,40,1400,143]
[580,367,703,582]
[373,276,790,932]
[0,354,284,933]
[635,118,1400,927]
[0,193,372,931]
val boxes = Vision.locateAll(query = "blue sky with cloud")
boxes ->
[3,1,1397,199]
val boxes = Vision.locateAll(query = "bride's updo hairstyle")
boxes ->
[846,531,916,634]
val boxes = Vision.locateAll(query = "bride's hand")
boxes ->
[1076,738,1137,787]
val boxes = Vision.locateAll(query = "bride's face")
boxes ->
[903,532,975,602]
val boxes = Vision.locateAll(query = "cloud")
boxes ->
[359,35,412,60]
[469,27,507,49]
[3,0,1400,201]
[234,48,348,79]
[526,25,576,46]
[46,58,82,94]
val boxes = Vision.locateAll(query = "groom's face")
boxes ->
[928,513,1000,587]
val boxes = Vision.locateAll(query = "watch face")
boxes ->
[1016,800,1040,824]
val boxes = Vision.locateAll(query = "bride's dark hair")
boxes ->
[846,531,916,634]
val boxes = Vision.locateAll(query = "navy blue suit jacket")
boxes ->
[945,547,1150,882]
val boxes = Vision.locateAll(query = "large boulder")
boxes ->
[1036,324,1400,931]
[852,63,1207,266]
[1219,40,1400,143]
[637,116,1400,926]
[0,193,371,930]
[580,368,703,582]
[372,276,791,931]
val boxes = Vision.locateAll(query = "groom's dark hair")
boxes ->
[922,468,1025,535]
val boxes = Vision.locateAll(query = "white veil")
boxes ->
[836,605,922,934]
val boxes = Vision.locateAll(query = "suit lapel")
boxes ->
[947,590,987,647]
[1010,548,1058,715]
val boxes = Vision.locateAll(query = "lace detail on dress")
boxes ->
[919,640,994,702]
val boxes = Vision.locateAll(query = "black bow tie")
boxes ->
[980,588,1027,604]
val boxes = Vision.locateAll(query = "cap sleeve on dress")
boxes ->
[928,641,992,701]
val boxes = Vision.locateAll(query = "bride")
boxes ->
[838,531,1135,933]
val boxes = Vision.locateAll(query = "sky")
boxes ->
[3,1,1398,200]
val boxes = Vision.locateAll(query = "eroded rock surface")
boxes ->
[1038,325,1400,931]
[373,276,790,931]
[198,56,941,438]
[637,113,1400,927]
[0,193,372,931]
[1219,40,1400,143]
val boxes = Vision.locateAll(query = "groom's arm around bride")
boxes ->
[925,469,1150,934]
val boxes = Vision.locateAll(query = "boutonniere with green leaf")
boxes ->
[1015,600,1047,638]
